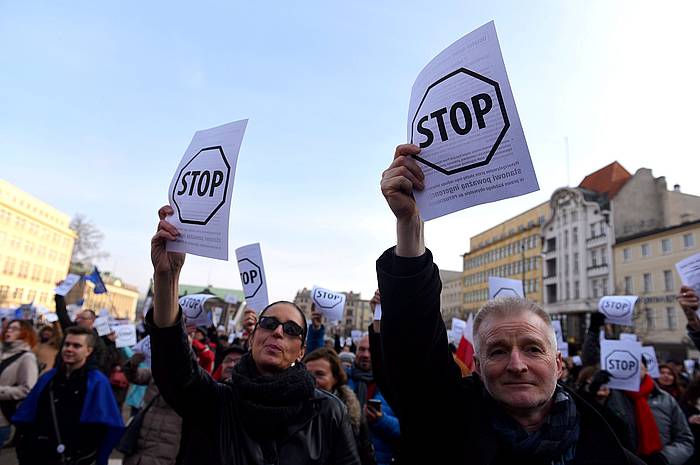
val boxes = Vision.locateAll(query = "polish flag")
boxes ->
[456,313,475,371]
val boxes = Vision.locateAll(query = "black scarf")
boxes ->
[488,385,580,465]
[229,353,315,462]
[348,367,374,407]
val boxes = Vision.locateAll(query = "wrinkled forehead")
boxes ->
[262,303,304,326]
[478,312,553,347]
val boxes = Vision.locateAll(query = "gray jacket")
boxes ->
[607,383,694,465]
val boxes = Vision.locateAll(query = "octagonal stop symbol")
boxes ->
[605,350,638,380]
[238,258,263,298]
[410,68,509,175]
[172,146,231,225]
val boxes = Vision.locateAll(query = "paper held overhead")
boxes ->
[166,120,248,260]
[407,21,538,221]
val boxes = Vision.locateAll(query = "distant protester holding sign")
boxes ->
[376,144,646,464]
[149,205,360,465]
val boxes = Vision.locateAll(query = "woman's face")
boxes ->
[306,358,337,392]
[250,303,305,374]
[40,329,53,342]
[4,322,21,343]
[659,367,675,387]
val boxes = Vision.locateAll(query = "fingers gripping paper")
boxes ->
[311,286,345,323]
[407,21,538,221]
[166,120,248,260]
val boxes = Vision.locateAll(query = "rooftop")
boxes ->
[578,161,632,199]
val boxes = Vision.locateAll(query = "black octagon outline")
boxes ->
[493,287,521,298]
[410,68,510,176]
[181,297,205,320]
[313,290,344,310]
[238,258,263,299]
[605,350,638,380]
[601,299,632,318]
[172,146,231,225]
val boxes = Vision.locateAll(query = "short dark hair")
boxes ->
[81,309,97,319]
[65,326,96,348]
[258,301,308,342]
[303,348,347,388]
[221,345,246,359]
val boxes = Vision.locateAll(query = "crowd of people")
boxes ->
[0,144,699,464]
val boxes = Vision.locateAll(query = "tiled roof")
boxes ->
[578,161,632,199]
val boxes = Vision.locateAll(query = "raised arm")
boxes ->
[54,293,73,332]
[678,286,700,350]
[148,205,220,422]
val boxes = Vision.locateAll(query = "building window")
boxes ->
[661,238,672,254]
[641,244,650,257]
[574,281,580,299]
[646,308,656,330]
[18,262,29,279]
[624,276,633,294]
[565,282,570,300]
[643,273,653,293]
[2,258,15,275]
[684,233,695,248]
[590,224,596,238]
[591,250,597,267]
[12,288,23,300]
[663,270,674,292]
[602,278,608,295]
[623,248,631,262]
[572,227,578,245]
[592,279,599,298]
[667,307,678,330]
[573,253,579,275]
[572,211,578,221]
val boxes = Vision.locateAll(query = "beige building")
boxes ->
[613,219,700,360]
[0,179,76,310]
[293,288,373,336]
[440,270,463,323]
[462,202,550,315]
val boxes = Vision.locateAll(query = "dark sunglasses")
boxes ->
[257,316,304,338]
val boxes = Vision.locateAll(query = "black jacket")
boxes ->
[146,310,360,465]
[376,247,646,465]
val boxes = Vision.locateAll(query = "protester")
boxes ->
[376,143,646,464]
[55,292,109,374]
[234,309,258,351]
[657,363,684,401]
[679,285,700,353]
[192,327,215,374]
[680,377,700,465]
[304,348,376,465]
[121,352,183,465]
[0,320,39,446]
[347,335,399,465]
[306,307,326,353]
[103,330,131,406]
[13,326,124,465]
[148,204,360,465]
[33,323,63,375]
[339,352,356,371]
[213,345,246,381]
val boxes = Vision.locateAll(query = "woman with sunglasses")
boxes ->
[148,205,360,465]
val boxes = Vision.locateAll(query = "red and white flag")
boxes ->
[456,313,475,371]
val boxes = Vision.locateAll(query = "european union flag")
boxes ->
[85,267,108,294]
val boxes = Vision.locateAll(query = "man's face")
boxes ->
[220,351,243,379]
[61,334,94,367]
[75,311,95,330]
[475,311,562,413]
[249,303,305,373]
[355,336,371,372]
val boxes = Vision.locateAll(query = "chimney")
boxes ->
[674,184,681,192]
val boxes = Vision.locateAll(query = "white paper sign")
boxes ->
[311,286,346,322]
[558,341,569,358]
[451,318,466,340]
[235,243,269,313]
[374,304,382,321]
[55,274,81,297]
[45,313,59,323]
[552,320,564,344]
[179,294,214,327]
[601,339,642,392]
[351,329,363,344]
[94,316,112,336]
[224,294,240,304]
[212,307,223,326]
[676,253,700,312]
[620,333,637,342]
[488,277,525,299]
[115,324,137,348]
[685,359,696,373]
[133,336,152,366]
[572,355,582,366]
[98,308,110,318]
[641,346,660,379]
[598,295,638,326]
[166,119,248,260]
[408,21,538,221]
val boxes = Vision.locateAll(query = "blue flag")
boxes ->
[85,267,108,294]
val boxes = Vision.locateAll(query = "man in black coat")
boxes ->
[376,144,646,465]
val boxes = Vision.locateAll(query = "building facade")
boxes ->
[613,220,700,360]
[440,270,463,322]
[0,179,76,310]
[79,273,140,321]
[462,202,550,315]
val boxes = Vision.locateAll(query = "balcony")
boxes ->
[586,234,608,248]
[543,248,557,258]
[543,274,558,285]
[587,263,609,277]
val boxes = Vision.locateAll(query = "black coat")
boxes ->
[375,247,646,465]
[147,311,360,465]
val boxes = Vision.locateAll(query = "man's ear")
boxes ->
[86,345,94,357]
[555,351,563,379]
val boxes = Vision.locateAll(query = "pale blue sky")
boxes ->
[2,1,698,301]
